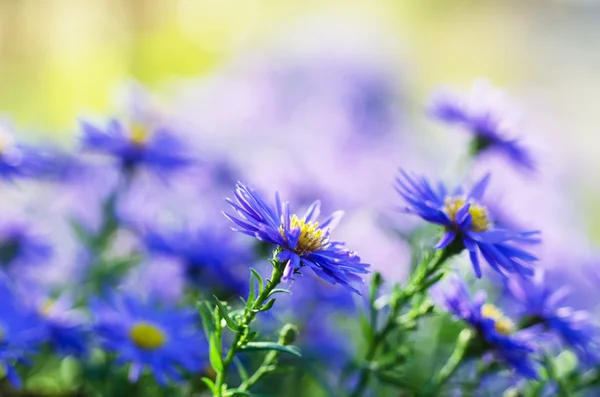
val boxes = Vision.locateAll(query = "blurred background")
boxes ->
[1,2,600,395]
[2,0,600,276]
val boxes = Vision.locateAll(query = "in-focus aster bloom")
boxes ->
[507,270,600,363]
[396,171,540,278]
[80,119,193,176]
[142,224,249,296]
[0,277,46,387]
[92,294,206,385]
[223,182,370,294]
[428,80,535,170]
[439,279,538,379]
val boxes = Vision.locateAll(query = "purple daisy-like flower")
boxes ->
[0,276,46,388]
[0,121,60,182]
[80,119,193,176]
[92,294,206,385]
[142,224,250,296]
[0,222,53,272]
[428,80,534,170]
[439,279,538,379]
[223,182,370,294]
[507,270,600,363]
[395,171,540,278]
[33,293,88,357]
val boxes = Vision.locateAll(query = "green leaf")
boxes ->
[197,301,216,338]
[223,390,252,396]
[213,296,240,331]
[232,356,249,382]
[241,341,301,357]
[250,268,264,294]
[267,288,291,298]
[69,218,93,246]
[209,335,223,372]
[248,273,256,309]
[201,377,218,394]
[259,299,276,312]
[554,350,578,379]
[358,310,373,341]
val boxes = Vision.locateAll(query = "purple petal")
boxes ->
[435,230,456,249]
[468,173,491,201]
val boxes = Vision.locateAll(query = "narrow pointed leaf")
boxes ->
[241,341,301,357]
[213,296,240,332]
[259,299,276,312]
[209,335,223,372]
[201,377,218,394]
[250,268,264,293]
[197,301,216,338]
[267,288,291,298]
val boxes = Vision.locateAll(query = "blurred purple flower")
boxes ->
[31,293,89,357]
[507,270,600,363]
[428,80,535,170]
[80,119,193,177]
[0,221,52,273]
[142,223,251,297]
[0,121,64,182]
[438,278,538,379]
[0,275,46,388]
[92,293,206,385]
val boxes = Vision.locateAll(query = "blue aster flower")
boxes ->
[395,170,540,278]
[428,80,535,170]
[34,294,88,357]
[507,270,600,363]
[0,276,46,387]
[223,182,370,294]
[142,224,250,296]
[0,122,60,181]
[0,222,52,272]
[439,279,538,379]
[92,294,206,385]
[80,119,193,176]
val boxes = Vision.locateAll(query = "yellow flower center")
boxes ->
[130,124,149,146]
[444,197,491,232]
[280,214,330,255]
[40,299,55,317]
[481,303,515,335]
[129,322,167,350]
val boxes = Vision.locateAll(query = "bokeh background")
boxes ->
[1,1,600,395]
[2,0,600,299]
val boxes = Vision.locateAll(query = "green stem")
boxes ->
[238,325,293,392]
[574,369,600,392]
[348,250,450,397]
[429,329,473,395]
[214,264,285,396]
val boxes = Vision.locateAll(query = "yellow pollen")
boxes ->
[481,303,515,335]
[40,299,55,317]
[444,197,491,232]
[130,124,149,146]
[129,322,167,350]
[280,214,330,255]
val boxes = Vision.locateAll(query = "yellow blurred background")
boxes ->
[3,0,584,133]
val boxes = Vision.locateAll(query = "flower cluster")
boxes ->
[0,67,597,397]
